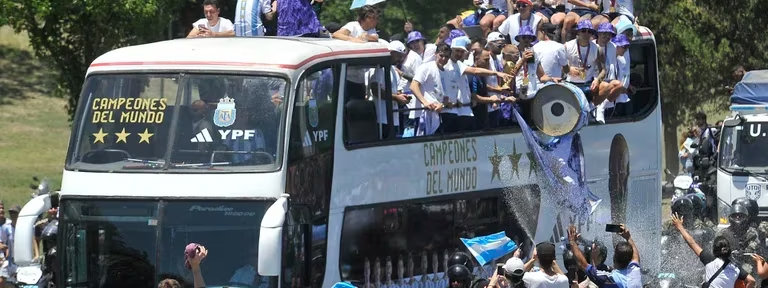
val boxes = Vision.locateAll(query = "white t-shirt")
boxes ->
[341,21,378,84]
[234,0,271,36]
[369,66,402,126]
[533,40,568,79]
[516,56,543,99]
[193,18,235,33]
[564,39,599,83]
[699,251,748,288]
[498,13,542,46]
[599,0,635,17]
[412,61,442,114]
[401,45,437,118]
[595,40,618,81]
[443,61,474,116]
[566,0,597,10]
[522,271,569,288]
[422,44,437,63]
[486,55,504,112]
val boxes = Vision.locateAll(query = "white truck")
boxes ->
[716,70,768,227]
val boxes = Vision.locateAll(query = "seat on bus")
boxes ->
[345,99,378,143]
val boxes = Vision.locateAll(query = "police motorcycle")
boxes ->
[657,194,713,288]
[10,177,58,288]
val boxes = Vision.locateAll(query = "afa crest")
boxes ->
[213,96,236,127]
[746,183,762,200]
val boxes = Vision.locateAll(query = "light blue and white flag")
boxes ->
[460,231,517,266]
[350,0,387,10]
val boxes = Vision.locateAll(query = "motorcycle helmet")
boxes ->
[671,196,695,220]
[684,193,706,219]
[448,252,475,273]
[729,201,750,227]
[447,264,472,288]
[584,239,608,266]
[41,219,58,242]
[732,197,758,224]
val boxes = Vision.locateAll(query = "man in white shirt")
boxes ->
[533,23,569,81]
[187,0,235,38]
[332,5,380,43]
[514,26,554,100]
[498,0,543,46]
[369,41,411,138]
[234,0,276,36]
[484,32,508,127]
[400,31,437,130]
[564,20,600,103]
[411,44,511,134]
[522,242,570,288]
[594,23,621,104]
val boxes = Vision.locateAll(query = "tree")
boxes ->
[641,0,768,173]
[0,0,189,119]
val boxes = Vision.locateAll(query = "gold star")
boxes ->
[93,128,108,144]
[527,151,538,177]
[489,141,503,183]
[137,128,154,144]
[507,140,522,179]
[115,128,131,143]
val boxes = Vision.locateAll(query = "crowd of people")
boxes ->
[185,0,642,137]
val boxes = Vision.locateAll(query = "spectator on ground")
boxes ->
[672,213,757,288]
[332,5,379,43]
[520,242,569,288]
[187,0,235,38]
[233,0,275,36]
[568,224,643,288]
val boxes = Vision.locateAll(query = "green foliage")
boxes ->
[0,0,190,119]
[320,0,472,41]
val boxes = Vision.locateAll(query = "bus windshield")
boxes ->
[60,199,277,288]
[719,122,768,171]
[68,73,287,172]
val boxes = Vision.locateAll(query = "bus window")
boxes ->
[344,64,395,144]
[289,67,337,163]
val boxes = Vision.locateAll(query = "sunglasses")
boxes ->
[579,29,592,34]
[516,3,528,8]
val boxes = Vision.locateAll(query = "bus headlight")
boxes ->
[718,198,731,225]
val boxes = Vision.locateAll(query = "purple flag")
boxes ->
[511,109,602,219]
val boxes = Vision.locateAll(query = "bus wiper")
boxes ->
[122,159,230,170]
[731,167,768,181]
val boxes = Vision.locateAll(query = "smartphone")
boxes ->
[743,252,754,257]
[198,24,206,30]
[497,264,505,275]
[605,224,623,233]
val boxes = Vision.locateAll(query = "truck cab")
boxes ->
[717,70,768,227]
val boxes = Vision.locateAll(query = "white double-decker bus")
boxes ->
[54,27,661,288]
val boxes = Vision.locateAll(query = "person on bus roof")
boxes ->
[564,20,600,103]
[332,5,380,43]
[187,0,235,38]
[499,0,543,46]
[368,40,411,138]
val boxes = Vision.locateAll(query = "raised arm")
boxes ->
[568,225,590,271]
[670,214,703,257]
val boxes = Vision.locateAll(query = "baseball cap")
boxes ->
[184,243,201,269]
[388,40,406,54]
[487,32,504,43]
[517,0,533,5]
[503,257,525,275]
[536,242,557,260]
[8,205,21,213]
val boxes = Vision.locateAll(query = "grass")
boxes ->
[0,26,69,208]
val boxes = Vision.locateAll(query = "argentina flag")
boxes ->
[460,231,518,266]
[511,108,602,219]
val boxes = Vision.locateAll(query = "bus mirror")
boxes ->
[723,116,743,127]
[14,194,52,266]
[258,194,289,277]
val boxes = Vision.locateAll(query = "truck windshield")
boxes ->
[60,199,277,288]
[68,74,286,172]
[719,122,768,171]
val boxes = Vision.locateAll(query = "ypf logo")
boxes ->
[746,184,762,200]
